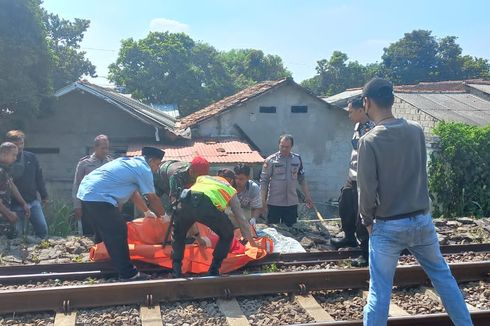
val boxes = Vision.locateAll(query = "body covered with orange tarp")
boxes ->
[89,217,273,274]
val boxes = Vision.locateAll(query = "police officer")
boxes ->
[172,175,258,277]
[72,135,111,238]
[77,146,165,281]
[260,134,313,226]
[330,97,375,267]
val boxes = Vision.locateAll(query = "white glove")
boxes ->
[162,213,172,223]
[249,218,256,227]
[144,210,157,218]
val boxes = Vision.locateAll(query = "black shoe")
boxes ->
[330,236,358,249]
[122,271,151,281]
[206,259,222,276]
[351,255,369,267]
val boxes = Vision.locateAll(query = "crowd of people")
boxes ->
[0,77,473,325]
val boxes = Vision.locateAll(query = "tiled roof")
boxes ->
[176,78,291,130]
[55,81,186,137]
[127,139,264,164]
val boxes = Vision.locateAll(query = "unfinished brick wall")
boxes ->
[392,96,440,138]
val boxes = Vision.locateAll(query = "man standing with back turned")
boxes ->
[358,78,472,326]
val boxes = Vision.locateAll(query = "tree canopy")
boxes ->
[302,30,490,96]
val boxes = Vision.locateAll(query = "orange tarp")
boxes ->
[89,217,272,274]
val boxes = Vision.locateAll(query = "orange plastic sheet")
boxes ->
[89,217,273,274]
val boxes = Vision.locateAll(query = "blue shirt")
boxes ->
[77,156,155,206]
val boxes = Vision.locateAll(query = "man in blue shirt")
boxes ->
[77,147,165,281]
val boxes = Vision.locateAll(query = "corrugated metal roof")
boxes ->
[127,139,264,164]
[55,81,186,137]
[322,89,362,106]
[396,93,490,126]
[468,83,490,95]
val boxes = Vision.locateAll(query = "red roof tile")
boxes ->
[127,139,264,164]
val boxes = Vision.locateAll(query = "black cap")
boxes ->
[141,146,165,160]
[362,78,393,99]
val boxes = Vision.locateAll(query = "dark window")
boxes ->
[259,106,276,113]
[24,147,60,154]
[291,105,308,113]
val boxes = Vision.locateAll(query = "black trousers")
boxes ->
[338,180,369,256]
[81,201,137,279]
[80,212,102,241]
[267,204,298,226]
[172,192,234,267]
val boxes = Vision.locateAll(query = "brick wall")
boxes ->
[392,96,440,138]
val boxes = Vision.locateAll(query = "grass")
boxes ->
[262,263,279,273]
[43,200,78,237]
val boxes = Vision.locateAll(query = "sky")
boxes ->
[42,0,490,86]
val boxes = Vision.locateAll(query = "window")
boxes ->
[259,106,276,113]
[291,105,308,113]
[24,148,60,154]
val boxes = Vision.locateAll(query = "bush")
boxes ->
[429,122,490,218]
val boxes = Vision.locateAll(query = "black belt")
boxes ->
[376,209,426,221]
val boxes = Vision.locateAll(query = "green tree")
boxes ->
[109,32,235,116]
[0,0,52,127]
[220,49,291,89]
[43,12,96,89]
[382,30,439,84]
[301,51,383,96]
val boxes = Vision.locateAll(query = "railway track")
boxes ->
[1,242,489,284]
[0,260,489,325]
[1,243,489,325]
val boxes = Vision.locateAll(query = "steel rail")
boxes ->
[1,242,488,280]
[291,310,490,326]
[0,261,488,314]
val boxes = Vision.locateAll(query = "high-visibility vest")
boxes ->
[190,176,237,211]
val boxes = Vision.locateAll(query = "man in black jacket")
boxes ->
[5,130,48,238]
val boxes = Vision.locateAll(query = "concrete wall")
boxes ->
[392,96,439,139]
[22,91,161,201]
[193,84,353,206]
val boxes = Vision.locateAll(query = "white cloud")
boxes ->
[149,18,190,33]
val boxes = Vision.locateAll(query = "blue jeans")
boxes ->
[14,200,48,238]
[364,214,473,326]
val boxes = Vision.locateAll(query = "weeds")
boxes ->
[262,263,279,273]
[43,200,77,237]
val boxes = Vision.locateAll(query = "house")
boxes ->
[19,81,187,200]
[175,77,354,210]
[324,79,490,143]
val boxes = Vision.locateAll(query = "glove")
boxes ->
[249,218,256,227]
[144,210,157,219]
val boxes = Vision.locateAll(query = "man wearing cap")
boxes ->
[77,146,165,281]
[331,97,374,267]
[358,78,472,325]
[260,134,313,226]
[172,175,258,277]
[72,134,111,238]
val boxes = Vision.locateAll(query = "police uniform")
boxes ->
[73,153,111,237]
[260,152,305,226]
[172,175,236,277]
[336,120,375,255]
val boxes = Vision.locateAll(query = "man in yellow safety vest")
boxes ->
[172,175,257,277]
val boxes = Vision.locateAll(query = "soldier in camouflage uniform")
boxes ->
[0,143,30,239]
